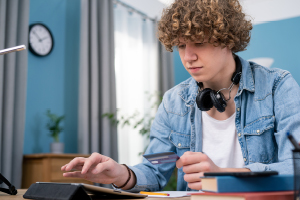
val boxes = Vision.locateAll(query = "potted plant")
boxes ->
[46,109,65,153]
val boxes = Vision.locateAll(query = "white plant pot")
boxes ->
[50,142,64,154]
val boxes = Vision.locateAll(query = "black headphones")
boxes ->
[196,55,242,113]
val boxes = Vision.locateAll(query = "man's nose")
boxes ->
[184,46,197,62]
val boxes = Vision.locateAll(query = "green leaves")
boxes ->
[46,109,65,142]
[102,92,161,148]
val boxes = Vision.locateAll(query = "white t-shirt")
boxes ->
[202,111,244,168]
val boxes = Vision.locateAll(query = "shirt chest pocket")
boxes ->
[169,131,191,157]
[243,116,276,163]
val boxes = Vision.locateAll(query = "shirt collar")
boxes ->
[237,55,255,94]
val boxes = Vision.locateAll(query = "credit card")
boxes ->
[143,151,179,165]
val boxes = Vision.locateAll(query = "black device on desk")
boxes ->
[203,171,279,177]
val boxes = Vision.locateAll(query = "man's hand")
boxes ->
[176,151,221,190]
[176,151,250,190]
[61,152,136,189]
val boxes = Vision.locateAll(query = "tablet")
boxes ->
[203,171,278,177]
[24,182,147,199]
[79,183,147,198]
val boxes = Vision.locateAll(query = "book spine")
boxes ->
[206,176,293,193]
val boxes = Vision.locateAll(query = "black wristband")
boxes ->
[112,164,131,189]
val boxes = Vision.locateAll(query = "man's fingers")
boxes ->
[62,163,85,170]
[63,157,86,171]
[61,164,67,171]
[81,153,107,174]
[188,181,202,190]
[184,172,203,183]
[63,171,85,178]
[177,151,206,168]
[73,165,84,171]
[81,160,95,174]
[182,161,212,174]
[182,162,200,173]
[176,159,183,168]
[91,159,113,174]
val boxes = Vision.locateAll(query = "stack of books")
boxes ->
[190,172,294,200]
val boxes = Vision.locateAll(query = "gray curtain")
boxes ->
[158,42,174,95]
[78,0,118,161]
[0,0,29,189]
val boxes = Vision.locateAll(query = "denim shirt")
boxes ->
[127,56,300,192]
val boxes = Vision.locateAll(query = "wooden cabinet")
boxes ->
[22,153,93,189]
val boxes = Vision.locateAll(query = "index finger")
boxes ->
[81,153,105,174]
[63,157,86,171]
[176,158,183,169]
[176,152,206,168]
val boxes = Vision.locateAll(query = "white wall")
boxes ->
[132,0,300,25]
[241,0,300,24]
[120,0,167,19]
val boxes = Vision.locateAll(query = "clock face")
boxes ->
[29,24,54,56]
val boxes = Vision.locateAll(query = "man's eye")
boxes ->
[178,44,186,49]
[195,43,203,46]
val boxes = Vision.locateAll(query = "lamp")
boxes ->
[0,45,26,55]
[0,44,26,195]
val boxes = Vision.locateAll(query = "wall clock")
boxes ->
[28,23,54,56]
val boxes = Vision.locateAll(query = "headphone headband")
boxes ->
[231,55,242,85]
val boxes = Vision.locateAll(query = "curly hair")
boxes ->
[158,0,252,53]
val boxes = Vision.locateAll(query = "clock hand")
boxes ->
[40,36,49,41]
[32,30,42,42]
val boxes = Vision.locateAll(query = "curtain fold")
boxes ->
[158,42,174,94]
[0,0,29,189]
[78,0,118,161]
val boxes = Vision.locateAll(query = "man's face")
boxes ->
[177,38,232,85]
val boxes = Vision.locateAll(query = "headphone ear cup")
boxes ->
[210,90,227,113]
[196,88,214,111]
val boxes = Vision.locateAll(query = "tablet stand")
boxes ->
[23,183,91,200]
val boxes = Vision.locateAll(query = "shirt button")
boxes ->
[238,133,241,137]
[244,158,247,162]
[237,107,240,112]
[178,143,181,147]
[256,130,260,133]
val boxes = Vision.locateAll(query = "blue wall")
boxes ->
[238,17,300,84]
[173,49,190,85]
[174,16,300,85]
[24,0,80,154]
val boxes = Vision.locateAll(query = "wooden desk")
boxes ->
[22,153,93,188]
[0,189,27,199]
[0,189,191,200]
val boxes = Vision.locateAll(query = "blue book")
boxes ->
[201,175,293,193]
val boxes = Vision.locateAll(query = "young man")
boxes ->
[61,0,300,192]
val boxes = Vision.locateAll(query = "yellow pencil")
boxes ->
[140,191,170,196]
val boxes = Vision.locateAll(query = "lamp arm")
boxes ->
[0,45,26,55]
